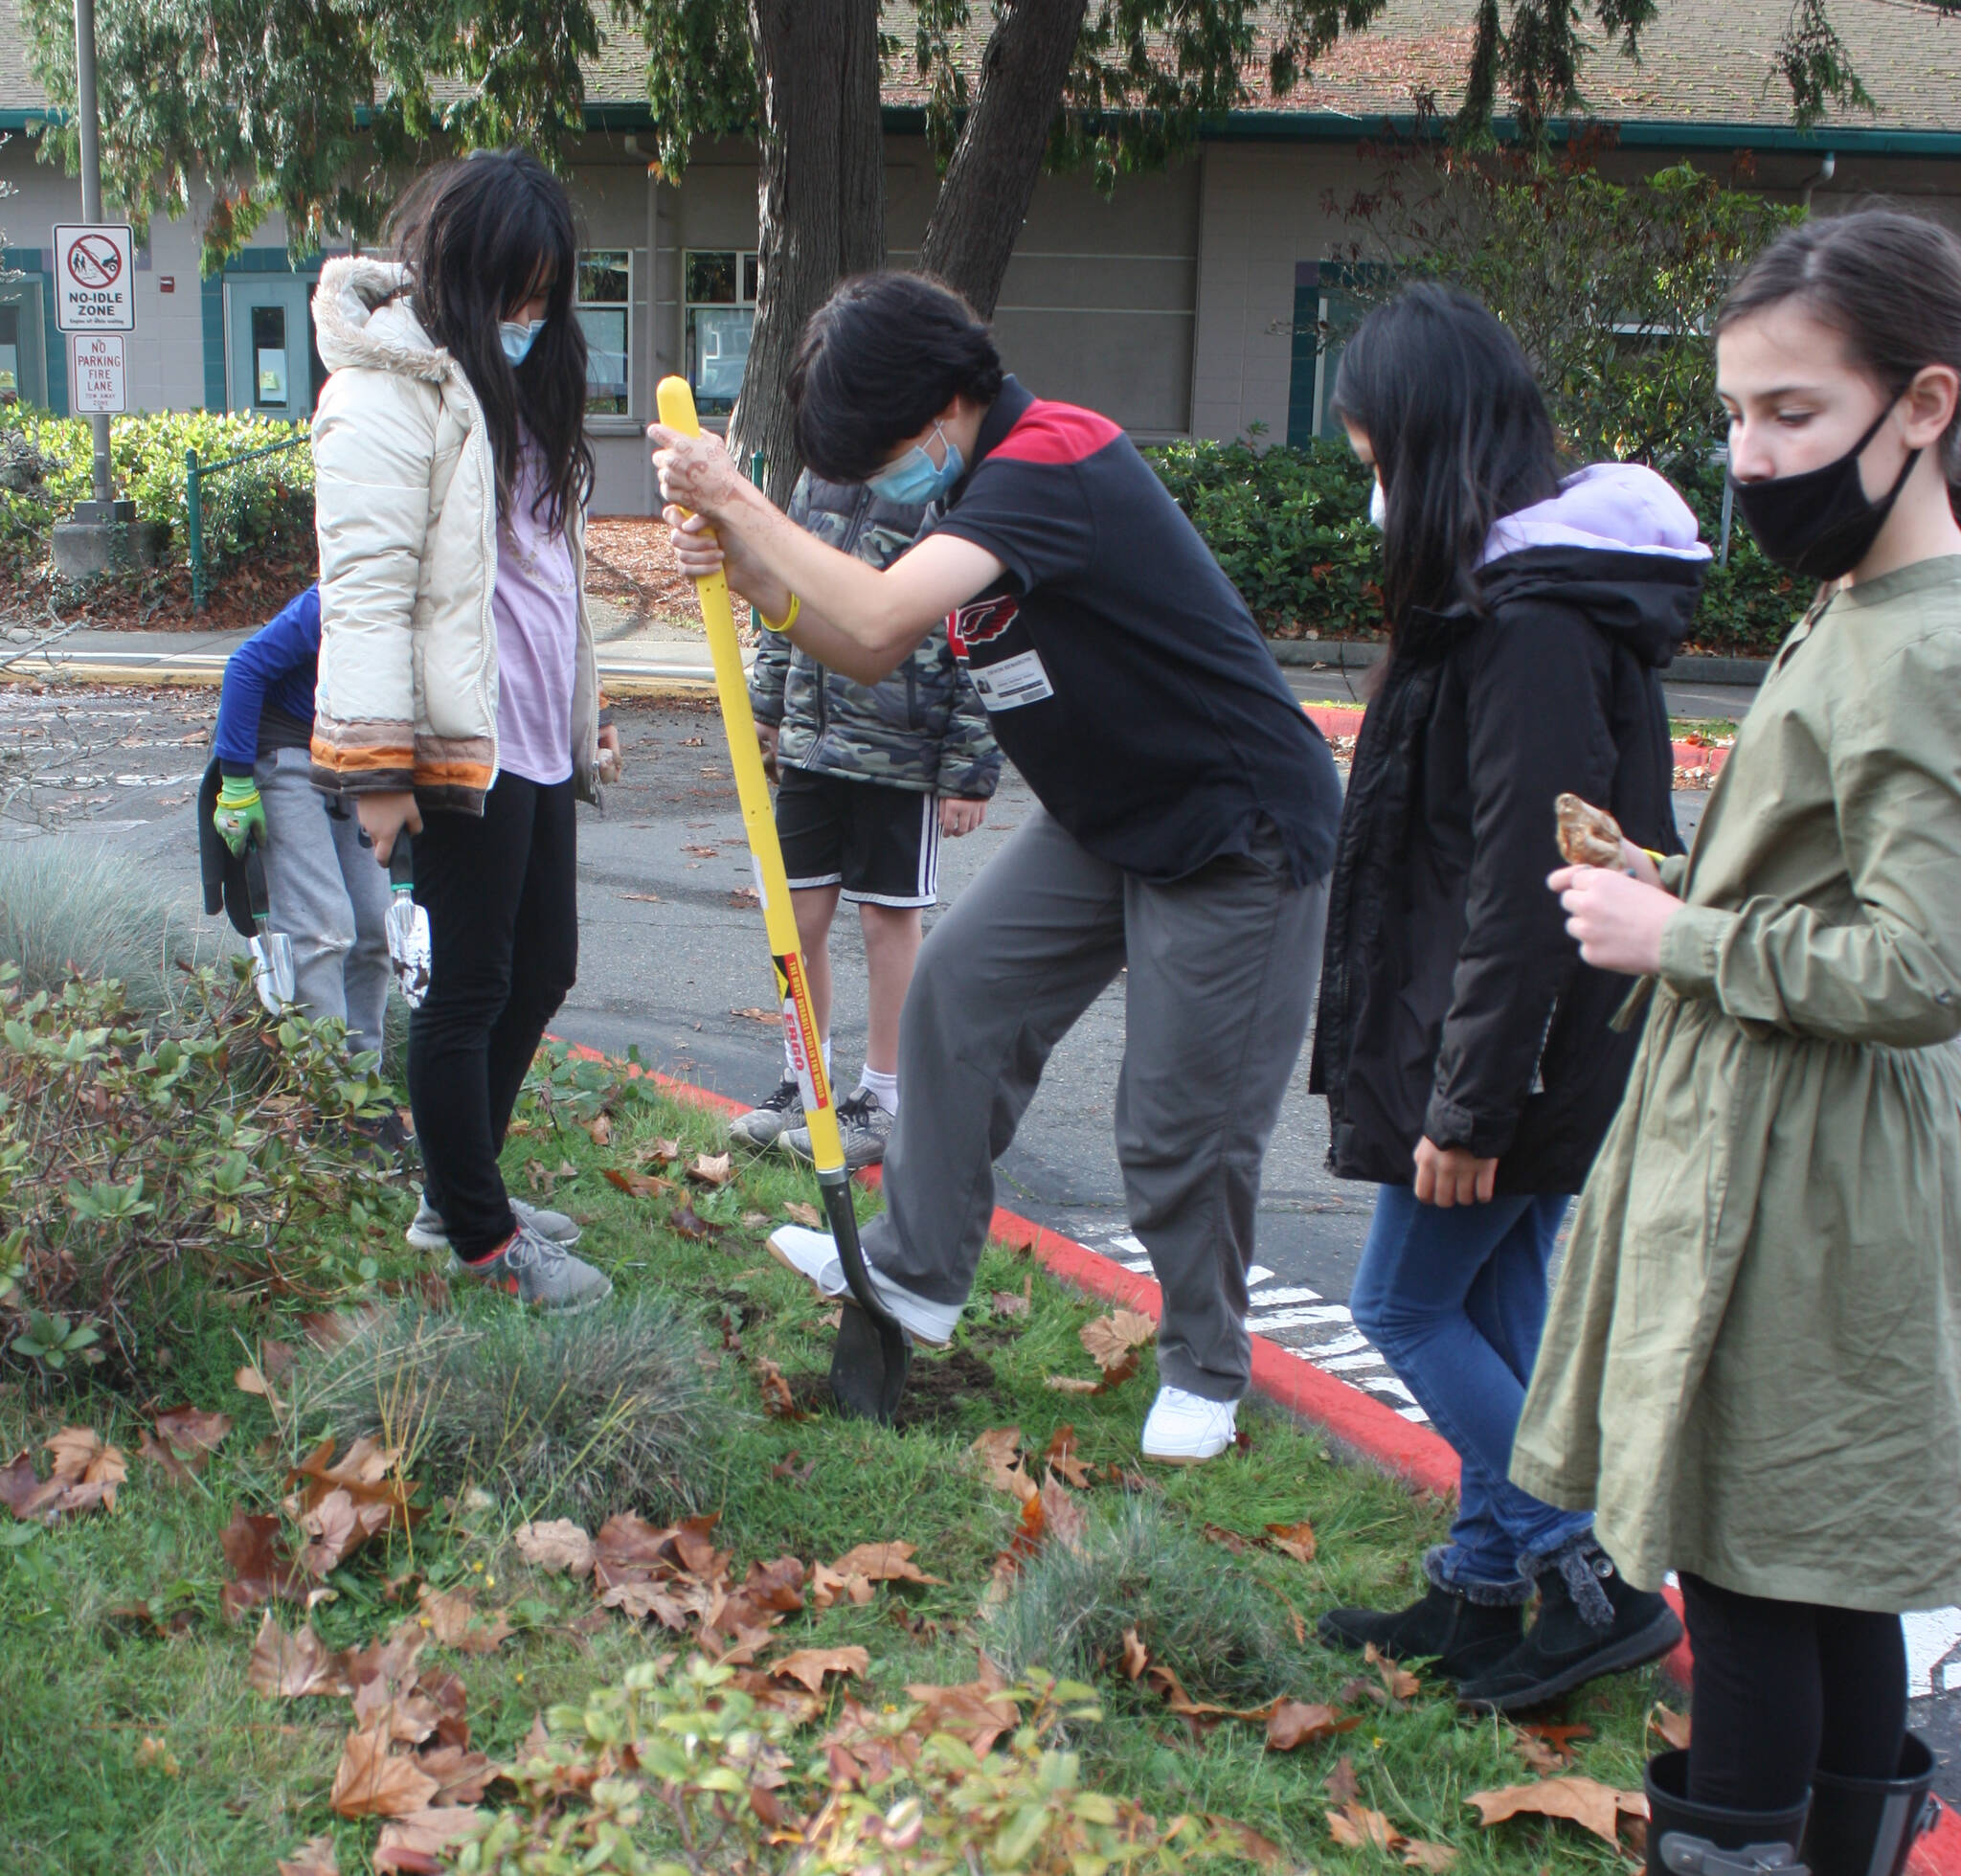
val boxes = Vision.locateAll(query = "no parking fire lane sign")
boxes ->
[54,222,136,332]
[69,333,127,413]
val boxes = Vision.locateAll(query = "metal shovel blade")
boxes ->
[828,1300,912,1423]
[248,930,296,1015]
[385,894,432,1007]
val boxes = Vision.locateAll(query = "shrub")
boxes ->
[987,1499,1313,1706]
[0,408,313,578]
[0,840,214,1017]
[0,961,401,1380]
[287,1297,719,1522]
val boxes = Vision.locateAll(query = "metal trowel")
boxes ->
[242,840,296,1016]
[385,836,432,1008]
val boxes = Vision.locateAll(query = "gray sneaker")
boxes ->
[452,1222,613,1312]
[728,1076,804,1150]
[780,1088,892,1171]
[407,1191,581,1254]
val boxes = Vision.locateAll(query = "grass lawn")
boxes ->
[0,1047,1673,1873]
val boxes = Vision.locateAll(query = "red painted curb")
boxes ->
[1298,701,1729,780]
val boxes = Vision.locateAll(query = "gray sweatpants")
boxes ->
[255,744,393,1058]
[862,806,1328,1401]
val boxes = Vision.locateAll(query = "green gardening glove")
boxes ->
[214,775,267,857]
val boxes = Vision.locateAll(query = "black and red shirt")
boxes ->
[926,376,1341,885]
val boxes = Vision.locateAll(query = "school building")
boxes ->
[1,0,1957,514]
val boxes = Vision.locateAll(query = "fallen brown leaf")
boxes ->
[248,1612,351,1698]
[153,1406,232,1462]
[1649,1703,1691,1750]
[824,1542,943,1591]
[1263,1519,1317,1563]
[1366,1640,1421,1701]
[277,1836,340,1876]
[1323,1754,1360,1806]
[1267,1701,1359,1751]
[969,1427,1037,1503]
[1465,1777,1647,1846]
[781,1200,822,1228]
[1401,1840,1460,1870]
[1329,1804,1402,1852]
[771,1645,869,1694]
[731,1006,779,1024]
[45,1426,127,1510]
[755,1357,804,1420]
[903,1661,1019,1754]
[670,1202,724,1242]
[1039,1475,1088,1555]
[1042,1425,1093,1488]
[990,1277,1033,1319]
[1521,1721,1592,1762]
[687,1152,733,1187]
[137,1429,197,1486]
[1079,1308,1157,1374]
[585,1114,613,1146]
[515,1518,595,1578]
[1120,1626,1149,1680]
[417,1583,513,1654]
[604,1165,673,1200]
[328,1727,440,1818]
[374,1805,485,1870]
[418,1745,494,1805]
[134,1734,181,1776]
[648,1138,684,1164]
[219,1505,302,1618]
[1512,1729,1568,1775]
[1206,1816,1287,1870]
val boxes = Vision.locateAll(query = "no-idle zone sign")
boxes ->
[69,334,127,414]
[54,222,136,332]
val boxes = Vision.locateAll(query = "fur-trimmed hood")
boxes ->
[311,256,453,383]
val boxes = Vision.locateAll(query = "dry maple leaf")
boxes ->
[1511,1729,1568,1775]
[153,1406,232,1460]
[417,1745,494,1805]
[1079,1308,1157,1373]
[771,1645,869,1694]
[969,1427,1036,1503]
[374,1805,485,1870]
[903,1665,1020,1754]
[219,1505,302,1618]
[586,1114,613,1146]
[515,1518,595,1578]
[1365,1640,1421,1701]
[248,1612,352,1698]
[417,1583,513,1654]
[754,1357,804,1420]
[1401,1841,1460,1870]
[298,1488,361,1576]
[670,1202,724,1241]
[1521,1720,1591,1761]
[1465,1777,1647,1846]
[824,1542,942,1589]
[648,1137,684,1164]
[1039,1475,1088,1555]
[136,1429,198,1487]
[0,1448,41,1517]
[991,1277,1033,1319]
[1120,1627,1150,1680]
[44,1427,127,1509]
[329,1726,441,1818]
[1329,1803,1403,1852]
[687,1151,733,1187]
[1205,1816,1287,1869]
[781,1200,822,1229]
[604,1166,672,1200]
[1649,1702,1692,1751]
[1324,1753,1361,1806]
[277,1836,340,1876]
[1267,1701,1360,1751]
[1263,1520,1317,1563]
[1042,1425,1093,1488]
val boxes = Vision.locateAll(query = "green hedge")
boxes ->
[1143,435,1805,658]
[0,410,315,578]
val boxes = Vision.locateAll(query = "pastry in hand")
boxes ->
[1555,792,1625,869]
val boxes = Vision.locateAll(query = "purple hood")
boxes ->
[1483,463,1712,566]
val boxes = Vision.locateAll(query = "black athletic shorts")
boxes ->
[776,766,940,908]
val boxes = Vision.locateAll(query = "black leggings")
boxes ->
[407,774,578,1258]
[1680,1571,1906,1811]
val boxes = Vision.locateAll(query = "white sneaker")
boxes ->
[1141,1386,1241,1464]
[407,1191,580,1254]
[765,1224,960,1348]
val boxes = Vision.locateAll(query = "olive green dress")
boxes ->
[1511,555,1961,1611]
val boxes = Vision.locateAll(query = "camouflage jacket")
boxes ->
[750,472,1003,800]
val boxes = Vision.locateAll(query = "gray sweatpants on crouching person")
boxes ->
[255,744,394,1058]
[861,805,1328,1402]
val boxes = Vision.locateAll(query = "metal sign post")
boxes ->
[70,0,115,511]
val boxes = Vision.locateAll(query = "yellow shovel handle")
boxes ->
[655,376,845,1176]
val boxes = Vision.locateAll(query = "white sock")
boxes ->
[783,1032,831,1084]
[858,1065,899,1115]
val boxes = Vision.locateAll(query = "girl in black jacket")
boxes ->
[1311,286,1708,1711]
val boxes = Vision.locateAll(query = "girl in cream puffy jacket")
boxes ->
[309,149,616,1312]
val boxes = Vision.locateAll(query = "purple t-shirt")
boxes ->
[493,452,579,787]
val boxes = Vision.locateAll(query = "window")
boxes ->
[0,305,18,405]
[578,250,631,417]
[684,249,759,417]
[252,304,290,408]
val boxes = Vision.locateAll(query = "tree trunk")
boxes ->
[730,0,884,504]
[916,0,1088,318]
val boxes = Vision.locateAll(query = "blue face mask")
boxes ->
[867,422,965,506]
[500,318,546,365]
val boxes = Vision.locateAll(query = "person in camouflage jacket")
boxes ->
[733,470,1003,1169]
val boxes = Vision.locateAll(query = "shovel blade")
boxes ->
[385,897,432,1007]
[248,932,296,1015]
[828,1300,912,1424]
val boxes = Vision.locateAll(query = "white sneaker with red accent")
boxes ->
[1141,1386,1240,1463]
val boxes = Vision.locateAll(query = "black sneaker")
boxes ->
[1455,1537,1682,1714]
[728,1076,804,1149]
[781,1089,892,1171]
[1319,1580,1525,1682]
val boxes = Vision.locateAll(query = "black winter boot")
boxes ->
[1456,1535,1682,1713]
[1318,1562,1526,1682]
[1800,1734,1940,1876]
[1645,1750,1811,1875]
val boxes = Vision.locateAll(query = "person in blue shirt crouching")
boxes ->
[210,584,393,1059]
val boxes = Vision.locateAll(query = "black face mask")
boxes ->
[1730,399,1921,581]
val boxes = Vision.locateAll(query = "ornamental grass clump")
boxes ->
[987,1498,1314,1707]
[289,1297,719,1523]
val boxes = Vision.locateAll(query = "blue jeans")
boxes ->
[1350,1185,1593,1598]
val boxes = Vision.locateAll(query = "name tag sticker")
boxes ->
[970,648,1054,711]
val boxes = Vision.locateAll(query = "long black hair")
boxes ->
[390,149,594,534]
[789,273,1004,483]
[1719,207,1961,493]
[1332,284,1562,631]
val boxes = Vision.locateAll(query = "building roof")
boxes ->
[3,0,1957,141]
